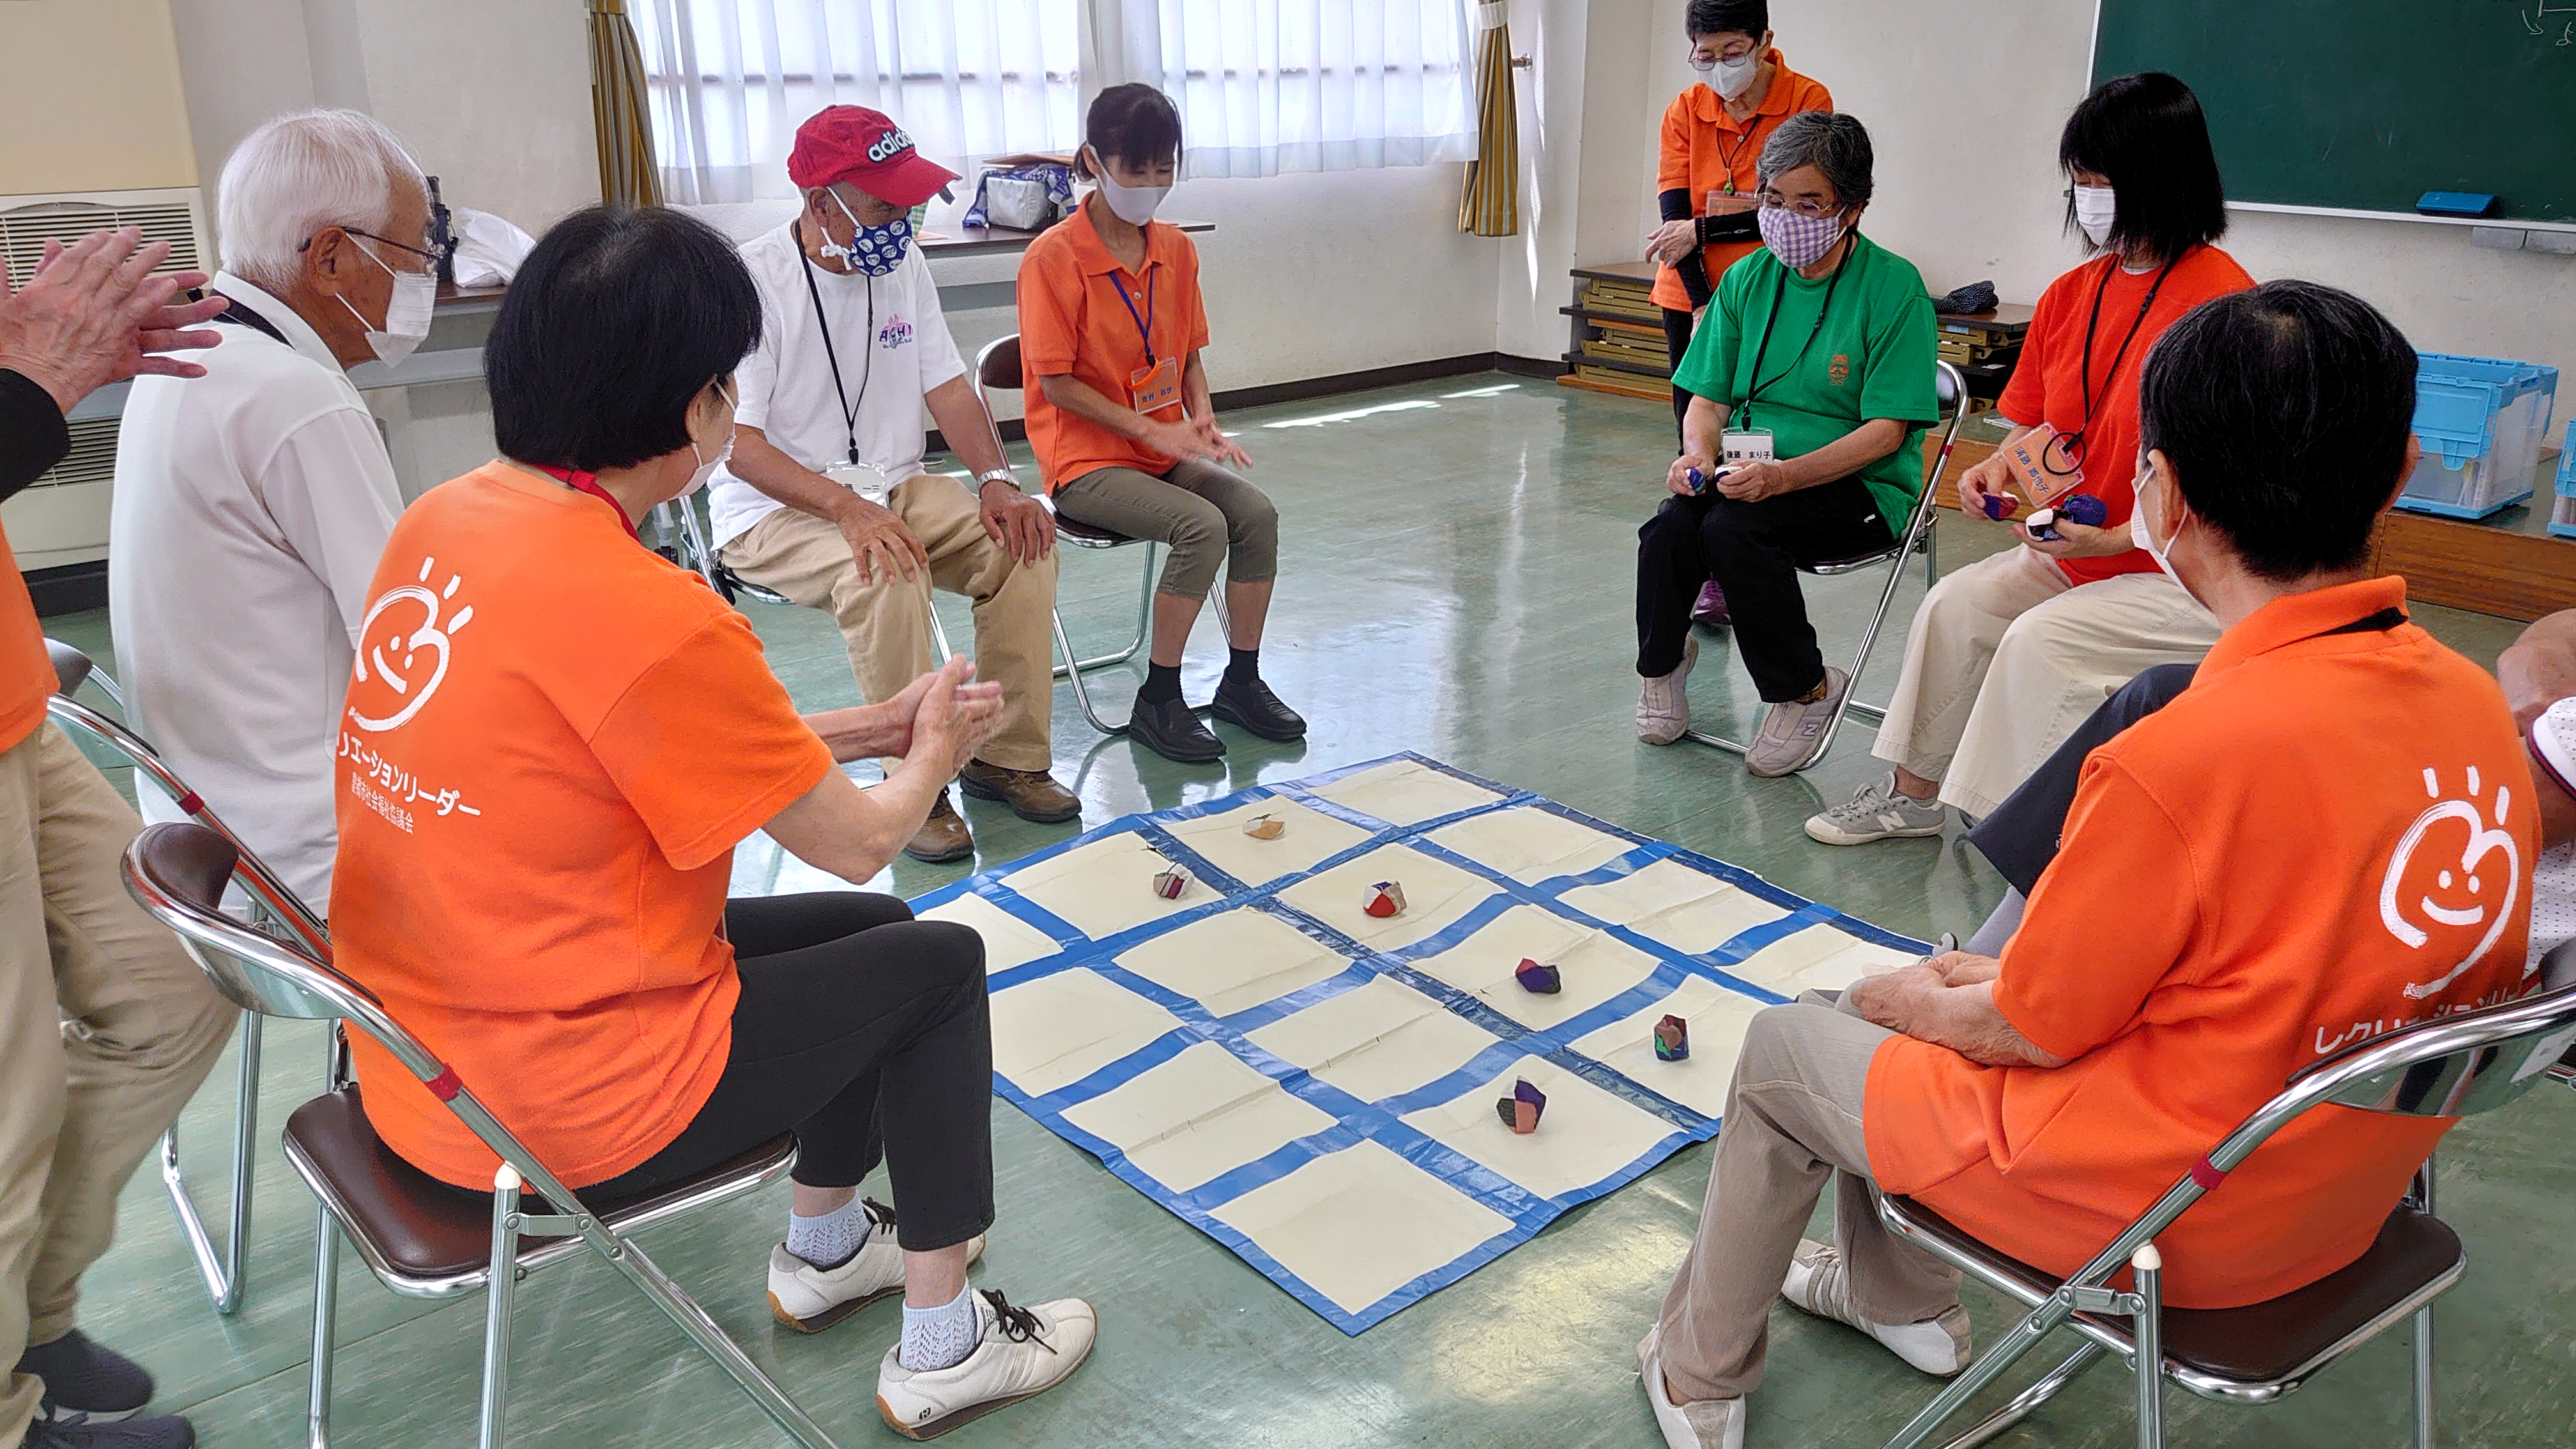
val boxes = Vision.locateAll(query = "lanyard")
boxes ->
[797,220,874,466]
[1736,229,1851,430]
[2051,250,2182,473]
[530,463,636,539]
[1110,268,1157,366]
[214,297,289,346]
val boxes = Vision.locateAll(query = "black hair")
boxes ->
[2138,280,2418,582]
[1685,1,1768,40]
[486,206,759,472]
[1083,83,1183,177]
[2060,72,2228,262]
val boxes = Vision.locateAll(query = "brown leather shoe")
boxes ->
[903,793,974,864]
[956,760,1083,824]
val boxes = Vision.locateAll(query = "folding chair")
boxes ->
[121,822,833,1449]
[970,333,1226,735]
[42,640,330,1316]
[1685,360,1968,767]
[1876,944,2576,1449]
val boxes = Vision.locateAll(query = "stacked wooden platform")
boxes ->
[1560,261,1672,401]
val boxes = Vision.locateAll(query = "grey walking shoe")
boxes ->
[1637,636,1699,746]
[1780,1239,1972,1376]
[1805,771,1948,845]
[1745,667,1848,777]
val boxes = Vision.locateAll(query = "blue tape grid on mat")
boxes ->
[910,752,1928,1335]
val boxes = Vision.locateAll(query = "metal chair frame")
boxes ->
[42,641,332,1316]
[1876,952,2576,1449]
[121,822,832,1449]
[1683,360,1969,767]
[970,334,1229,737]
[657,493,958,663]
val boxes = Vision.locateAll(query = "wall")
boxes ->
[1637,0,2576,383]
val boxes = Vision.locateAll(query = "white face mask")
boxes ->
[2129,451,2184,586]
[339,238,436,365]
[687,381,737,496]
[1700,49,1761,100]
[2073,184,2117,248]
[1087,150,1172,227]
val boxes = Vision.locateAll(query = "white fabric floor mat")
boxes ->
[912,753,1929,1332]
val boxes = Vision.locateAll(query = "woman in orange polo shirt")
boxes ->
[1808,72,2255,848]
[330,206,1092,1436]
[1016,84,1305,765]
[1646,1,1832,450]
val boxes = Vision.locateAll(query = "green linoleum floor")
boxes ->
[49,372,2573,1448]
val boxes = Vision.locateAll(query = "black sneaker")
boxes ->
[1126,694,1224,763]
[1210,673,1306,742]
[22,1413,194,1448]
[17,1333,151,1422]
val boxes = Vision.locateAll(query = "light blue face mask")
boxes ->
[818,190,914,277]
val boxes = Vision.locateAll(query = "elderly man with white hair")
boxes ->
[109,108,431,913]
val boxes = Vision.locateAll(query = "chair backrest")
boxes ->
[123,820,590,1204]
[45,638,92,696]
[976,334,1022,395]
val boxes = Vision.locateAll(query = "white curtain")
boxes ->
[631,0,1086,204]
[1094,0,1480,179]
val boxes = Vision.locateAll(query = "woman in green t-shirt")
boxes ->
[1633,111,1940,778]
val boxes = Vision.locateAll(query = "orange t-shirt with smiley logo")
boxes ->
[330,462,832,1190]
[1866,578,2537,1308]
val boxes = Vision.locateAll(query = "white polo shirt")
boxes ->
[705,223,969,549]
[109,273,404,912]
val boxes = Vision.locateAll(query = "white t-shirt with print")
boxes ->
[705,223,969,548]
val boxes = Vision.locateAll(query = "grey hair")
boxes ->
[217,109,427,291]
[1756,111,1874,209]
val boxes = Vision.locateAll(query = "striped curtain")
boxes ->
[589,0,664,208]
[1458,0,1517,235]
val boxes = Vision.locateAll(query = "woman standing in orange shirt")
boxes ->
[1645,1,1833,450]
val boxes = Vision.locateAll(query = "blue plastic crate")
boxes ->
[2552,417,2575,540]
[2399,353,2556,520]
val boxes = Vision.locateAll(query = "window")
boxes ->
[629,1,1478,201]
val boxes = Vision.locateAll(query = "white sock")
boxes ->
[785,1196,868,1269]
[900,1284,983,1372]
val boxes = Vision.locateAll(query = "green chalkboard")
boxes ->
[2091,1,2576,221]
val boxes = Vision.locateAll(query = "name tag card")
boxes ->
[1722,428,1775,463]
[2000,422,2085,510]
[1130,356,1184,418]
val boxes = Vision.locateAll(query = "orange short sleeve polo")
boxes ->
[1650,54,1834,312]
[330,463,832,1190]
[1015,201,1211,490]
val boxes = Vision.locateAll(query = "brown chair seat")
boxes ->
[1055,513,1136,548]
[283,1085,792,1285]
[1882,1195,2462,1390]
[1803,544,1904,574]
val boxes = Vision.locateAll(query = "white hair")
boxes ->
[217,109,428,291]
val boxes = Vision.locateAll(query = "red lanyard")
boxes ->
[530,463,636,539]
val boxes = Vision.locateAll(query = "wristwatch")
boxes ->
[974,467,1020,490]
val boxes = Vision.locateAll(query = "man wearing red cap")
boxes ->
[709,105,1074,863]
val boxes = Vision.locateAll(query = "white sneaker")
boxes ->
[1805,772,1949,846]
[1639,636,1699,746]
[766,1200,987,1334]
[1745,667,1848,778]
[875,1290,1097,1440]
[1780,1238,1972,1376]
[1636,1324,1745,1449]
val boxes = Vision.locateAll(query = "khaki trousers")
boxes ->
[0,725,233,1440]
[1655,995,1958,1402]
[1870,546,2220,818]
[721,477,1059,774]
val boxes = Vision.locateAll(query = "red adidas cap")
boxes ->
[786,105,959,207]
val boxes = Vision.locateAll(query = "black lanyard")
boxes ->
[1736,229,1851,430]
[2314,606,2409,639]
[1110,268,1157,367]
[214,297,289,347]
[796,220,873,466]
[2048,250,2182,475]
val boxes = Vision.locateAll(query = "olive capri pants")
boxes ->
[1053,459,1278,601]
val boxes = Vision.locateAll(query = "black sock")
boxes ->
[1139,662,1184,703]
[1225,647,1260,684]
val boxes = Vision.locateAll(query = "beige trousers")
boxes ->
[1655,995,1958,1402]
[0,724,233,1440]
[721,477,1059,774]
[1870,546,2220,818]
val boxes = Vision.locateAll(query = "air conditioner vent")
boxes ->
[29,418,120,491]
[1,190,207,290]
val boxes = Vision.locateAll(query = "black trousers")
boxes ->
[1635,479,1894,703]
[1964,663,2196,893]
[586,893,995,1253]
[1662,307,1698,447]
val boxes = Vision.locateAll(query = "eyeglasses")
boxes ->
[1687,40,1759,68]
[300,225,442,271]
[1756,190,1840,218]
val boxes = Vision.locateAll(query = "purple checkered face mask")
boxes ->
[1758,204,1846,270]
